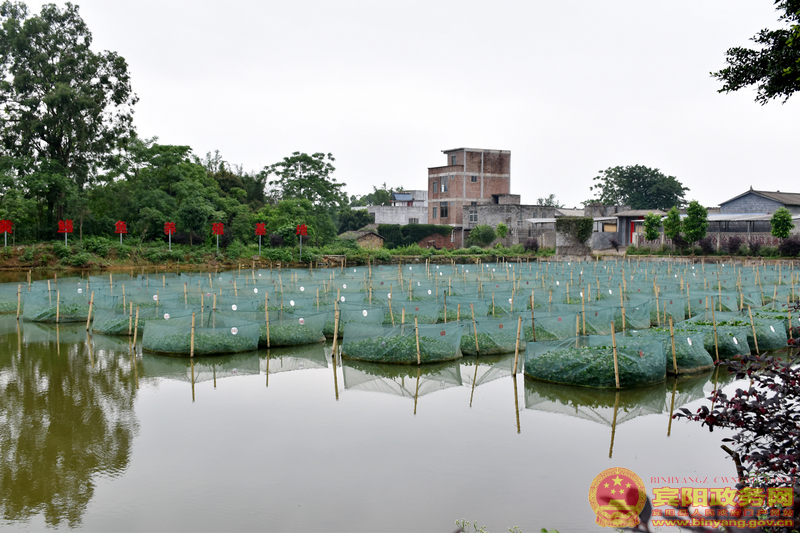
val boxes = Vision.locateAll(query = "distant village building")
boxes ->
[428,148,511,247]
[338,230,385,250]
[357,190,428,226]
[719,187,800,215]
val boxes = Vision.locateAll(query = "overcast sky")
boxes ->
[25,0,799,207]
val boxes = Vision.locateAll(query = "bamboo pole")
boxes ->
[414,317,420,365]
[581,288,586,335]
[748,305,759,354]
[611,324,620,389]
[190,312,195,357]
[470,303,479,355]
[788,295,793,341]
[331,299,340,355]
[669,317,677,374]
[85,291,94,331]
[711,297,719,362]
[513,316,522,375]
[667,379,676,436]
[133,307,140,349]
[530,293,536,342]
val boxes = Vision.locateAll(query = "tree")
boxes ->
[587,165,689,210]
[642,212,662,242]
[466,224,496,247]
[535,194,565,208]
[350,183,394,207]
[0,2,138,228]
[663,206,683,249]
[337,207,374,233]
[177,200,210,246]
[770,206,795,239]
[713,0,800,104]
[496,223,508,239]
[266,152,345,211]
[683,200,709,250]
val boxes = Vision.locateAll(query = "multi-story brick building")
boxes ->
[427,148,511,247]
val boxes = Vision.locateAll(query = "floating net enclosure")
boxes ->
[628,330,713,374]
[333,302,386,337]
[142,312,260,355]
[679,312,753,358]
[389,300,442,325]
[22,291,90,323]
[460,316,527,356]
[524,335,666,389]
[228,310,327,347]
[0,283,25,314]
[342,322,463,364]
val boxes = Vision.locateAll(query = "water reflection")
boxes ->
[341,359,462,413]
[0,318,138,528]
[460,354,515,408]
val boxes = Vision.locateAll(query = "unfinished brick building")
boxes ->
[427,148,511,247]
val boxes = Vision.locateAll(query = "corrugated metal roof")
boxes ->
[614,210,667,217]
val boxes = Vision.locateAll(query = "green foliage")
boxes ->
[587,165,688,210]
[496,223,509,239]
[224,239,247,261]
[377,224,452,249]
[642,212,662,241]
[51,242,72,259]
[20,246,33,262]
[350,183,395,207]
[770,207,795,239]
[266,152,345,211]
[177,200,210,246]
[535,194,565,207]
[663,206,683,244]
[713,0,800,104]
[466,224,496,247]
[683,200,709,246]
[555,216,593,245]
[337,208,374,233]
[82,236,111,258]
[64,251,92,267]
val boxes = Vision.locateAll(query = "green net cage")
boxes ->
[524,335,666,389]
[388,300,442,324]
[675,312,752,358]
[334,302,386,337]
[141,312,260,355]
[628,330,714,374]
[91,306,194,335]
[22,290,90,323]
[342,321,464,364]
[0,283,25,314]
[460,316,527,356]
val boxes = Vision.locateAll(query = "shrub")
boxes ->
[21,246,34,262]
[466,225,496,247]
[225,239,246,261]
[494,242,505,250]
[377,223,453,249]
[749,241,762,255]
[111,243,132,259]
[508,244,524,254]
[263,247,293,263]
[468,245,484,254]
[608,237,620,252]
[722,235,744,255]
[51,242,72,259]
[523,238,539,253]
[64,252,92,267]
[83,236,112,258]
[778,236,800,256]
[38,253,51,265]
[759,246,778,257]
[671,233,688,251]
[697,237,715,255]
[496,223,508,239]
[555,216,593,245]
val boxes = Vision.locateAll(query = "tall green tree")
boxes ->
[643,212,662,242]
[267,152,345,210]
[713,0,800,104]
[351,183,394,207]
[587,165,688,210]
[536,194,565,208]
[663,206,683,248]
[466,224,496,247]
[770,207,795,239]
[0,2,137,229]
[683,200,709,250]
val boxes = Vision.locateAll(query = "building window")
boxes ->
[469,210,478,223]
[471,175,477,182]
[432,207,438,219]
[408,218,419,224]
[471,201,477,206]
[432,181,438,193]
[440,201,449,218]
[442,180,448,193]
[451,155,456,165]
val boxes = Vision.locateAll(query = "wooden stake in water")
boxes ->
[414,316,420,365]
[133,307,140,349]
[530,293,536,342]
[513,316,522,375]
[86,291,94,331]
[669,317,677,374]
[611,324,620,389]
[748,305,759,354]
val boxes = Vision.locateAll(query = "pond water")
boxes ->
[0,316,744,532]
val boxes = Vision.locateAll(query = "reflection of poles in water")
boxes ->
[265,350,269,387]
[413,367,420,415]
[16,319,21,356]
[513,374,520,434]
[86,331,94,369]
[667,379,677,436]
[213,364,217,389]
[56,324,60,356]
[332,345,339,400]
[191,358,196,403]
[609,390,620,458]
[128,338,139,390]
[469,357,479,408]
